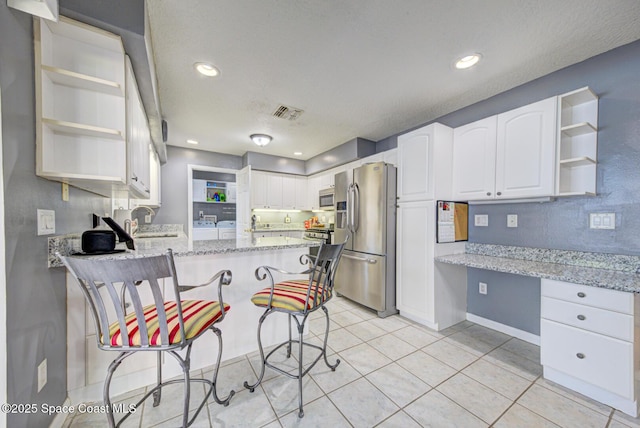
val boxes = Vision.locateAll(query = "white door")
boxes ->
[496,97,557,199]
[452,116,497,200]
[397,125,433,202]
[236,165,251,240]
[396,200,435,324]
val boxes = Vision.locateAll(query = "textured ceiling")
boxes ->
[147,0,640,160]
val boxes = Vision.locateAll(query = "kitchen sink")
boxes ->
[135,232,180,239]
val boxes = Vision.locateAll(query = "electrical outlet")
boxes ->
[507,214,518,228]
[284,215,291,223]
[256,216,261,222]
[37,359,47,392]
[590,213,615,229]
[145,214,152,223]
[479,282,488,295]
[474,214,488,227]
[199,211,204,218]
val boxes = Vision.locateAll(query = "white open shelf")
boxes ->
[42,118,124,140]
[42,65,123,96]
[555,87,598,197]
[561,122,597,137]
[559,156,596,167]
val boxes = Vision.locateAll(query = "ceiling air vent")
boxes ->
[272,104,304,121]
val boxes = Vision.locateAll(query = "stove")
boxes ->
[303,227,334,244]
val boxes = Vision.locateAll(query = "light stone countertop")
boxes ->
[49,234,318,268]
[435,244,640,293]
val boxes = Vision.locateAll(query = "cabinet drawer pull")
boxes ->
[486,192,491,196]
[576,353,585,359]
[496,191,502,196]
[577,292,586,298]
[577,314,586,321]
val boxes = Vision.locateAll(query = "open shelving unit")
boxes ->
[34,16,128,197]
[556,87,598,196]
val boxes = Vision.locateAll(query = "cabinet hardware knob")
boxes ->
[577,314,586,321]
[132,176,138,182]
[577,292,586,298]
[486,192,491,196]
[497,191,502,196]
[576,353,585,359]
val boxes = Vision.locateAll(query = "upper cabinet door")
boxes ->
[397,126,434,202]
[496,97,557,199]
[452,116,497,200]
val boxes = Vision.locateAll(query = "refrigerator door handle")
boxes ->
[346,183,353,233]
[342,253,378,264]
[353,183,360,233]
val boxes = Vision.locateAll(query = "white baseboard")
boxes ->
[48,398,71,428]
[466,313,540,346]
[398,310,438,330]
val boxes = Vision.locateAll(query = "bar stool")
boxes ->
[243,241,346,418]
[58,249,235,428]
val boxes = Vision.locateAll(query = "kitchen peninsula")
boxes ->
[50,230,320,404]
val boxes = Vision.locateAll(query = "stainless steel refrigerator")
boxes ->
[334,162,397,317]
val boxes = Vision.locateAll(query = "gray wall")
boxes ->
[1,4,112,426]
[154,145,242,227]
[466,269,541,335]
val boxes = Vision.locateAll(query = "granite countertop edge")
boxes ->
[435,253,640,293]
[49,236,318,268]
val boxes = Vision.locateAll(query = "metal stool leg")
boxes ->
[210,326,235,405]
[296,316,305,418]
[244,308,271,392]
[321,306,340,370]
[104,352,129,428]
[153,351,162,407]
[286,313,293,358]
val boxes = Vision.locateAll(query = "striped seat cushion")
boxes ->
[105,300,230,347]
[251,279,331,312]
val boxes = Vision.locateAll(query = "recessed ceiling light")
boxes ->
[194,62,220,77]
[293,152,303,156]
[186,139,199,145]
[455,54,481,69]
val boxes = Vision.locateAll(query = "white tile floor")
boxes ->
[64,296,640,427]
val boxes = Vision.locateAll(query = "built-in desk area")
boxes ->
[435,243,640,417]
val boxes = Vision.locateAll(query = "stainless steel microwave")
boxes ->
[319,188,334,208]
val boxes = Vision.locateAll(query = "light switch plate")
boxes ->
[590,213,615,229]
[507,214,518,228]
[474,214,488,227]
[37,209,55,235]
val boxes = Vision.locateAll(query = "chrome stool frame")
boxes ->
[243,241,346,418]
[59,249,235,428]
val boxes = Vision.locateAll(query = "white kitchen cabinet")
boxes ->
[192,179,207,202]
[541,279,639,416]
[452,117,497,200]
[130,145,162,208]
[282,175,296,209]
[306,175,322,210]
[125,56,151,198]
[396,200,466,330]
[383,148,398,166]
[556,87,598,196]
[34,16,127,197]
[397,122,454,202]
[251,171,268,208]
[294,176,309,210]
[452,97,557,201]
[267,174,283,209]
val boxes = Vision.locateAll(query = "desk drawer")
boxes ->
[541,319,634,399]
[542,296,633,341]
[541,279,633,314]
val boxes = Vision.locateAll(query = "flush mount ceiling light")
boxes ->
[293,151,303,156]
[251,134,272,147]
[455,54,481,69]
[186,139,199,145]
[194,62,220,77]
